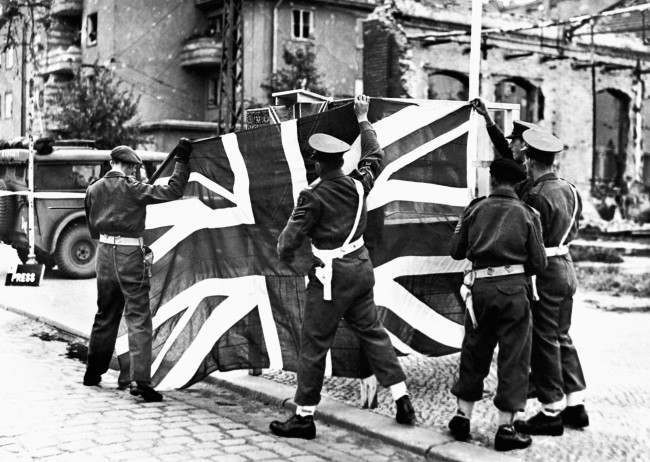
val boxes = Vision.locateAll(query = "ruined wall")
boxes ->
[363,17,650,194]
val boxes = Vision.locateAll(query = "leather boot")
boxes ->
[494,424,532,451]
[395,395,416,425]
[561,405,589,429]
[514,411,564,436]
[448,415,470,441]
[269,414,316,440]
[129,382,163,402]
[83,370,101,386]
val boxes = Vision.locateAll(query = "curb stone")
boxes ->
[1,303,520,462]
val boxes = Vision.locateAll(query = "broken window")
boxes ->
[292,10,313,40]
[494,77,544,123]
[594,89,630,185]
[86,12,98,46]
[427,71,469,101]
[4,92,12,119]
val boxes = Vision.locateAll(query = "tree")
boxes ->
[50,64,145,149]
[262,44,328,96]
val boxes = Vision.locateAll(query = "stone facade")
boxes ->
[363,0,650,196]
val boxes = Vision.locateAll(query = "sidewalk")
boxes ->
[2,243,649,461]
[0,244,513,462]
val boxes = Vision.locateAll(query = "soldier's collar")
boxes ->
[489,186,518,199]
[319,168,345,181]
[105,170,126,178]
[533,171,558,185]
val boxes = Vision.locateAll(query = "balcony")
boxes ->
[50,0,83,17]
[40,46,81,76]
[180,37,222,70]
[47,21,80,48]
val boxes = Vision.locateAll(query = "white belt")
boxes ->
[99,234,143,246]
[312,236,364,301]
[460,264,526,329]
[545,245,570,257]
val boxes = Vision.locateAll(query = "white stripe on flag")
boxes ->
[325,350,333,377]
[367,121,471,210]
[374,256,468,348]
[281,119,308,205]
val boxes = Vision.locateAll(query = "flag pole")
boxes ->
[467,0,483,199]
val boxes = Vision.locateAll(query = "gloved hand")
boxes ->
[172,137,192,164]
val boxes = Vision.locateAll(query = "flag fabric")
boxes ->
[115,99,472,390]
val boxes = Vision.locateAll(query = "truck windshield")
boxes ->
[35,164,104,191]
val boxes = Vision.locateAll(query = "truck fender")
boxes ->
[50,211,87,252]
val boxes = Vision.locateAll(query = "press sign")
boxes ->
[5,264,45,287]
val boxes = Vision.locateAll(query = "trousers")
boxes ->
[452,274,532,412]
[294,247,406,406]
[86,243,152,384]
[530,256,586,404]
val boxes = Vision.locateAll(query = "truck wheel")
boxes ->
[55,225,96,278]
[0,179,16,238]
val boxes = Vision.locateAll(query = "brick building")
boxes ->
[363,0,650,198]
[0,0,376,149]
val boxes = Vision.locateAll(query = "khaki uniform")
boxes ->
[450,187,546,412]
[84,162,189,384]
[278,122,406,406]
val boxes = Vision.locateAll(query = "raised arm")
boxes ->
[471,98,513,160]
[131,140,192,205]
[349,95,384,195]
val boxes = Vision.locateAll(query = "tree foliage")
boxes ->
[262,44,328,96]
[50,64,144,149]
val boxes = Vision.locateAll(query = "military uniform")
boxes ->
[485,120,536,197]
[522,171,585,406]
[276,122,406,407]
[83,144,190,389]
[515,129,588,435]
[450,183,547,413]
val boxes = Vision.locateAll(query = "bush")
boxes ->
[570,245,624,263]
[576,266,650,297]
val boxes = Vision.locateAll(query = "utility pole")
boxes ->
[216,0,244,134]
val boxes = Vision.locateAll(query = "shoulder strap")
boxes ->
[343,179,365,246]
[559,181,579,246]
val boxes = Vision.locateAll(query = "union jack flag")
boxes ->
[115,99,471,389]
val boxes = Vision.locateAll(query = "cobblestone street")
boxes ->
[266,299,650,462]
[0,309,420,462]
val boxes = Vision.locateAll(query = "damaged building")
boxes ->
[363,0,650,210]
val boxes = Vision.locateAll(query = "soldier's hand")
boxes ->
[172,137,192,164]
[470,98,489,117]
[354,95,370,122]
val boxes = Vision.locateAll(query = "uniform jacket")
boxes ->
[450,186,547,275]
[486,123,534,197]
[277,121,382,260]
[521,172,582,248]
[85,162,189,239]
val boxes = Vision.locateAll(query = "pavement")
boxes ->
[2,243,650,461]
[0,309,421,462]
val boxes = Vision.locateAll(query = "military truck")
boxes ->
[0,144,166,278]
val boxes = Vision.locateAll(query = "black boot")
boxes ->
[129,382,163,402]
[494,424,532,451]
[514,411,564,436]
[395,395,416,425]
[561,405,589,429]
[448,415,470,441]
[83,370,101,386]
[269,414,316,440]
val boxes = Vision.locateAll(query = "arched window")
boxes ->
[427,71,469,101]
[494,77,544,123]
[594,89,630,185]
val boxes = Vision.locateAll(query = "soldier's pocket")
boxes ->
[495,283,526,297]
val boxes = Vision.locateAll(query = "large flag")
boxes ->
[115,99,471,389]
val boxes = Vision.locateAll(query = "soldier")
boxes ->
[471,98,536,196]
[270,95,415,440]
[83,141,191,402]
[448,158,547,451]
[515,129,589,435]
